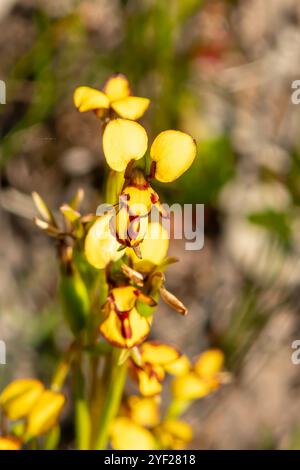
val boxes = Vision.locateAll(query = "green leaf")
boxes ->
[60,267,90,335]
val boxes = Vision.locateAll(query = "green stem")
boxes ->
[94,348,127,450]
[74,363,91,450]
[106,170,125,205]
[51,341,78,392]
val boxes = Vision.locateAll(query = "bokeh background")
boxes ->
[1,0,300,449]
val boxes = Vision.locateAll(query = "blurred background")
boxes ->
[1,0,300,449]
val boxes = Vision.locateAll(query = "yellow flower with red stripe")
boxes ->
[100,286,155,348]
[110,169,163,250]
[74,74,150,121]
[129,342,187,396]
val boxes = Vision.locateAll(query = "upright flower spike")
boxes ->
[74,74,150,121]
[100,286,155,348]
[0,379,44,420]
[130,342,182,396]
[84,213,124,269]
[26,390,65,438]
[171,349,226,401]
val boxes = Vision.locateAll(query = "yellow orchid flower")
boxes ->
[172,349,225,401]
[154,419,192,450]
[103,118,196,179]
[110,169,165,250]
[26,390,65,438]
[111,395,191,450]
[74,73,150,121]
[84,213,124,269]
[0,436,22,450]
[100,286,155,348]
[130,342,182,396]
[0,379,44,420]
[110,416,157,450]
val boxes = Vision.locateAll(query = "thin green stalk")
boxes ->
[94,348,127,450]
[51,341,78,392]
[44,426,61,450]
[74,363,91,450]
[106,170,125,205]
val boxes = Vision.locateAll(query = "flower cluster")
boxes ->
[0,74,229,451]
[77,74,196,349]
[111,348,228,450]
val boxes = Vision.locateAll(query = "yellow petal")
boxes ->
[194,349,224,379]
[135,364,165,397]
[84,214,123,269]
[0,436,22,450]
[103,74,130,102]
[150,130,197,183]
[155,419,192,450]
[26,390,65,437]
[128,222,169,273]
[140,342,180,366]
[0,379,44,420]
[110,417,156,450]
[171,372,211,401]
[73,86,109,112]
[103,119,148,172]
[128,396,160,427]
[100,307,151,349]
[111,96,150,120]
[164,355,191,376]
[111,286,137,312]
